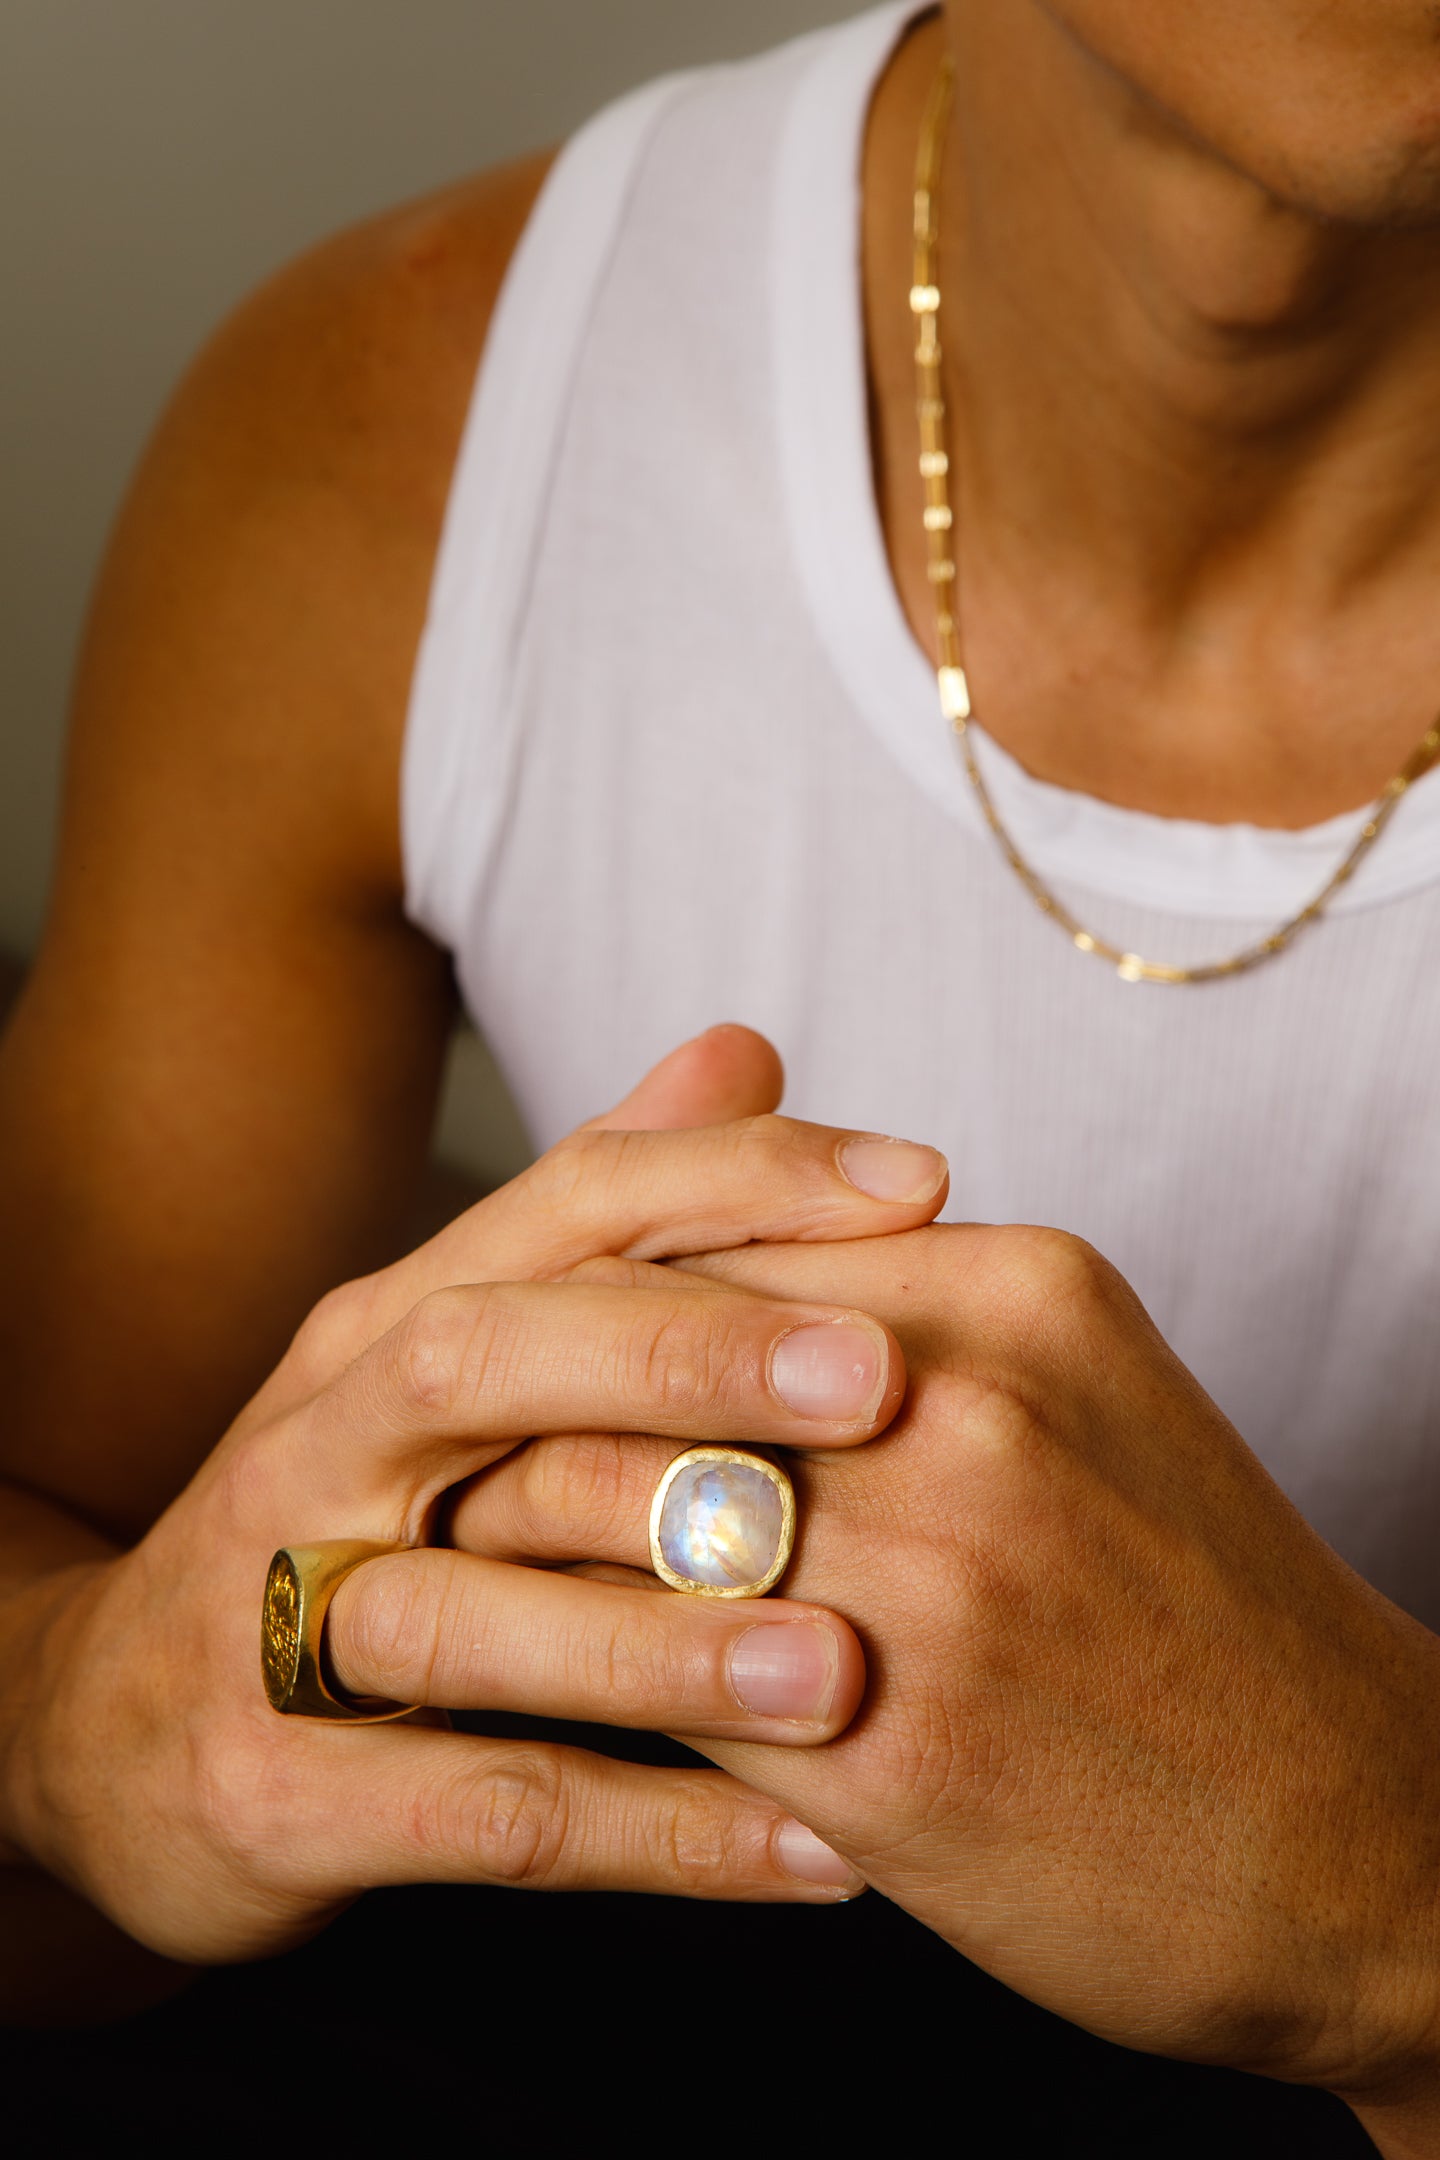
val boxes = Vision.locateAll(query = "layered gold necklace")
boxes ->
[912,55,1440,985]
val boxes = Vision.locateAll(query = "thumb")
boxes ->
[582,1025,784,1133]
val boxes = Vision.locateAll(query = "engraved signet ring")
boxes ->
[261,1541,418,1722]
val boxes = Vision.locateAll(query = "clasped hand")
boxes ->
[453,1073,1440,2135]
[8,1023,1440,2150]
[1,1029,945,1961]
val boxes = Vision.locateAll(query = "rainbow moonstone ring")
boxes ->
[648,1446,796,1599]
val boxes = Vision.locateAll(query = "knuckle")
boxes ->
[626,1299,741,1424]
[287,1276,376,1390]
[993,1225,1118,1335]
[953,1369,1046,1466]
[652,1781,755,1891]
[526,1127,628,1226]
[729,1112,812,1180]
[559,1254,656,1290]
[204,1429,288,1537]
[526,1127,590,1203]
[338,1555,442,1701]
[452,1748,569,1887]
[384,1285,495,1421]
[728,1110,787,1150]
[521,1435,634,1552]
[189,1727,289,1884]
[586,1603,697,1722]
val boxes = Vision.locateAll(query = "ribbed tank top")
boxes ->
[403,2,1440,1626]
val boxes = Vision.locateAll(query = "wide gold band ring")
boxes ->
[648,1446,796,1598]
[261,1541,418,1723]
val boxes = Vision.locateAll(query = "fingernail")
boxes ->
[770,1322,883,1421]
[775,1819,863,1892]
[728,1623,839,1722]
[839,1136,947,1204]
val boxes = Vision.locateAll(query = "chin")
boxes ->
[1243,140,1440,231]
[1163,80,1440,233]
[1034,0,1440,229]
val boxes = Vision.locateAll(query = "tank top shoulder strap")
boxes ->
[401,71,694,948]
[401,5,920,953]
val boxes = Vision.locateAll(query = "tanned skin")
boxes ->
[0,155,550,1539]
[7,8,1440,2143]
[0,153,549,2012]
[23,0,1440,1548]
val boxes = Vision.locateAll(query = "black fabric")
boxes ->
[2,1722,1381,2155]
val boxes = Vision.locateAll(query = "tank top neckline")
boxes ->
[772,0,1440,922]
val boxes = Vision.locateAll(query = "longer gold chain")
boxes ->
[913,55,1440,985]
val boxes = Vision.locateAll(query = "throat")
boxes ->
[862,9,1440,828]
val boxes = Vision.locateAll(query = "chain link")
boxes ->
[913,55,1440,985]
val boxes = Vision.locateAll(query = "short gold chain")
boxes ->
[913,55,1440,985]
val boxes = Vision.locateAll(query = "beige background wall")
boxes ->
[0,0,867,1183]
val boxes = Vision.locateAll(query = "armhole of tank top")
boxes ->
[400,73,694,953]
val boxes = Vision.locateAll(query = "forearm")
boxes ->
[0,1473,114,1592]
[0,1477,188,2022]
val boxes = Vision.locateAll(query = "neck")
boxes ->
[865,6,1440,822]
[941,2,1440,588]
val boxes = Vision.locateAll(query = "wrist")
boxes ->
[0,1556,112,1866]
[0,1475,121,1863]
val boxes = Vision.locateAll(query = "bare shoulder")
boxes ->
[66,149,555,902]
[169,150,556,558]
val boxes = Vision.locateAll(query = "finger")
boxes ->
[296,1081,947,1382]
[420,1114,949,1287]
[579,1022,784,1133]
[287,1729,863,1902]
[676,1232,953,1332]
[327,1548,863,1742]
[285,1278,903,1529]
[558,1253,800,1302]
[447,1429,676,1568]
[560,1253,706,1291]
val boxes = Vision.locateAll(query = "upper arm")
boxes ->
[0,153,552,1534]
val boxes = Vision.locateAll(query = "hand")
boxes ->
[0,1028,951,1963]
[450,1221,1440,2146]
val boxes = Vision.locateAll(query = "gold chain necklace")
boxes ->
[912,55,1440,985]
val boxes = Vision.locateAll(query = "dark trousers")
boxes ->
[3,1722,1380,2155]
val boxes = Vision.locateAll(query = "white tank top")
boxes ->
[403,2,1440,1626]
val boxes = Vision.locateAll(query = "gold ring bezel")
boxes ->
[647,1446,796,1599]
[262,1541,419,1722]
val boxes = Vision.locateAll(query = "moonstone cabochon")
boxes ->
[650,1449,795,1597]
